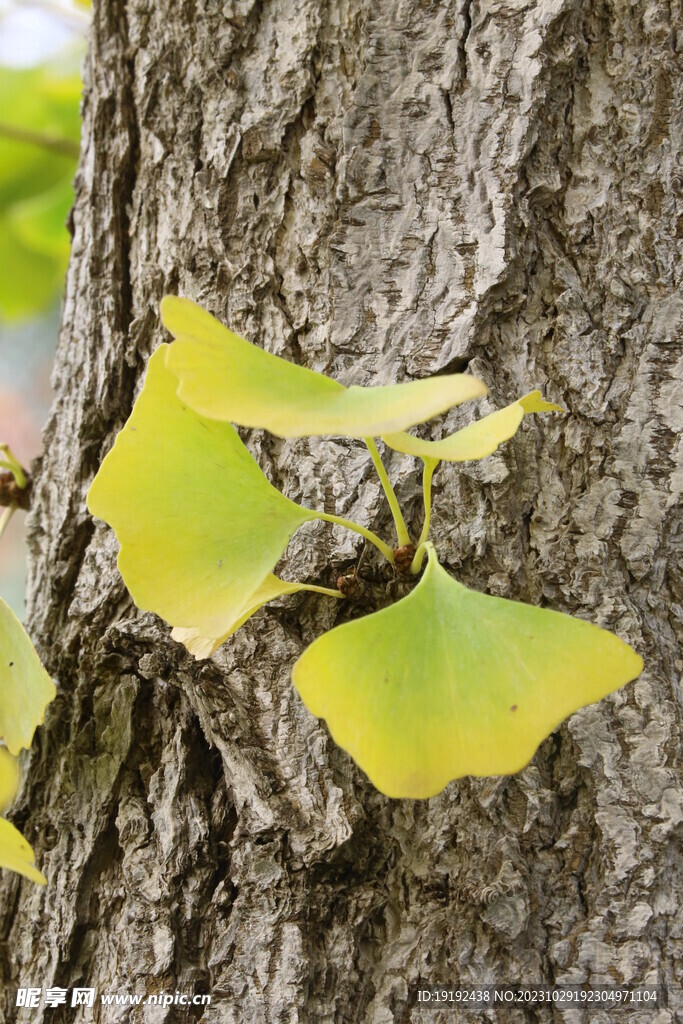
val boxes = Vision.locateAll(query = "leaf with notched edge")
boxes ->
[87,348,319,640]
[161,296,487,438]
[292,543,642,799]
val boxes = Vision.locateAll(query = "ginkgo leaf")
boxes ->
[87,348,318,639]
[292,543,642,799]
[0,749,45,884]
[160,297,487,438]
[0,598,56,757]
[172,574,343,659]
[382,391,564,461]
[0,818,46,885]
[0,747,20,814]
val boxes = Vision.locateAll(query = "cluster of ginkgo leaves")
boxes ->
[88,298,643,799]
[0,446,55,883]
[0,1,89,885]
[0,599,55,884]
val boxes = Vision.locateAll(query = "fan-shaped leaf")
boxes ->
[173,574,342,659]
[383,390,563,461]
[293,543,642,798]
[0,598,56,757]
[87,348,317,639]
[161,297,487,438]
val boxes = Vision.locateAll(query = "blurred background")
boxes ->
[0,0,87,614]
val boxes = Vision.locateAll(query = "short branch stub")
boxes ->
[0,471,31,511]
[393,544,416,575]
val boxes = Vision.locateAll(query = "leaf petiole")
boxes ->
[364,438,411,546]
[410,458,438,573]
[0,445,27,489]
[315,511,395,563]
[0,504,16,543]
[299,583,346,600]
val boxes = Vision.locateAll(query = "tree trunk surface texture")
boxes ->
[1,1,680,1022]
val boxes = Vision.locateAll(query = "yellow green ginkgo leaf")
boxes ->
[160,296,488,438]
[0,817,46,885]
[0,598,56,757]
[172,574,343,659]
[382,390,564,461]
[0,748,45,884]
[87,347,318,639]
[0,747,20,814]
[292,543,642,799]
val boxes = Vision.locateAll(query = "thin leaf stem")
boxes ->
[0,445,27,488]
[410,458,438,574]
[300,584,345,599]
[363,437,411,546]
[315,511,395,563]
[409,541,429,575]
[0,504,16,543]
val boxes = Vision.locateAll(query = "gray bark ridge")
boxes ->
[1,0,680,1022]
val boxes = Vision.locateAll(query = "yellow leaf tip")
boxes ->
[159,294,194,332]
[170,626,220,660]
[519,390,565,414]
[159,294,177,329]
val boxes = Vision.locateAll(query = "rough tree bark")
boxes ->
[1,0,680,1021]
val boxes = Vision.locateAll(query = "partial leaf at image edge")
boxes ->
[0,609,53,886]
[87,348,318,640]
[0,818,46,885]
[161,296,488,438]
[0,598,56,756]
[382,391,564,461]
[292,543,642,799]
[0,747,20,814]
[0,749,45,884]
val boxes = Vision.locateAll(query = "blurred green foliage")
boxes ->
[0,61,82,320]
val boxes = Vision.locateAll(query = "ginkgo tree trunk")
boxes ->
[1,0,680,1021]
